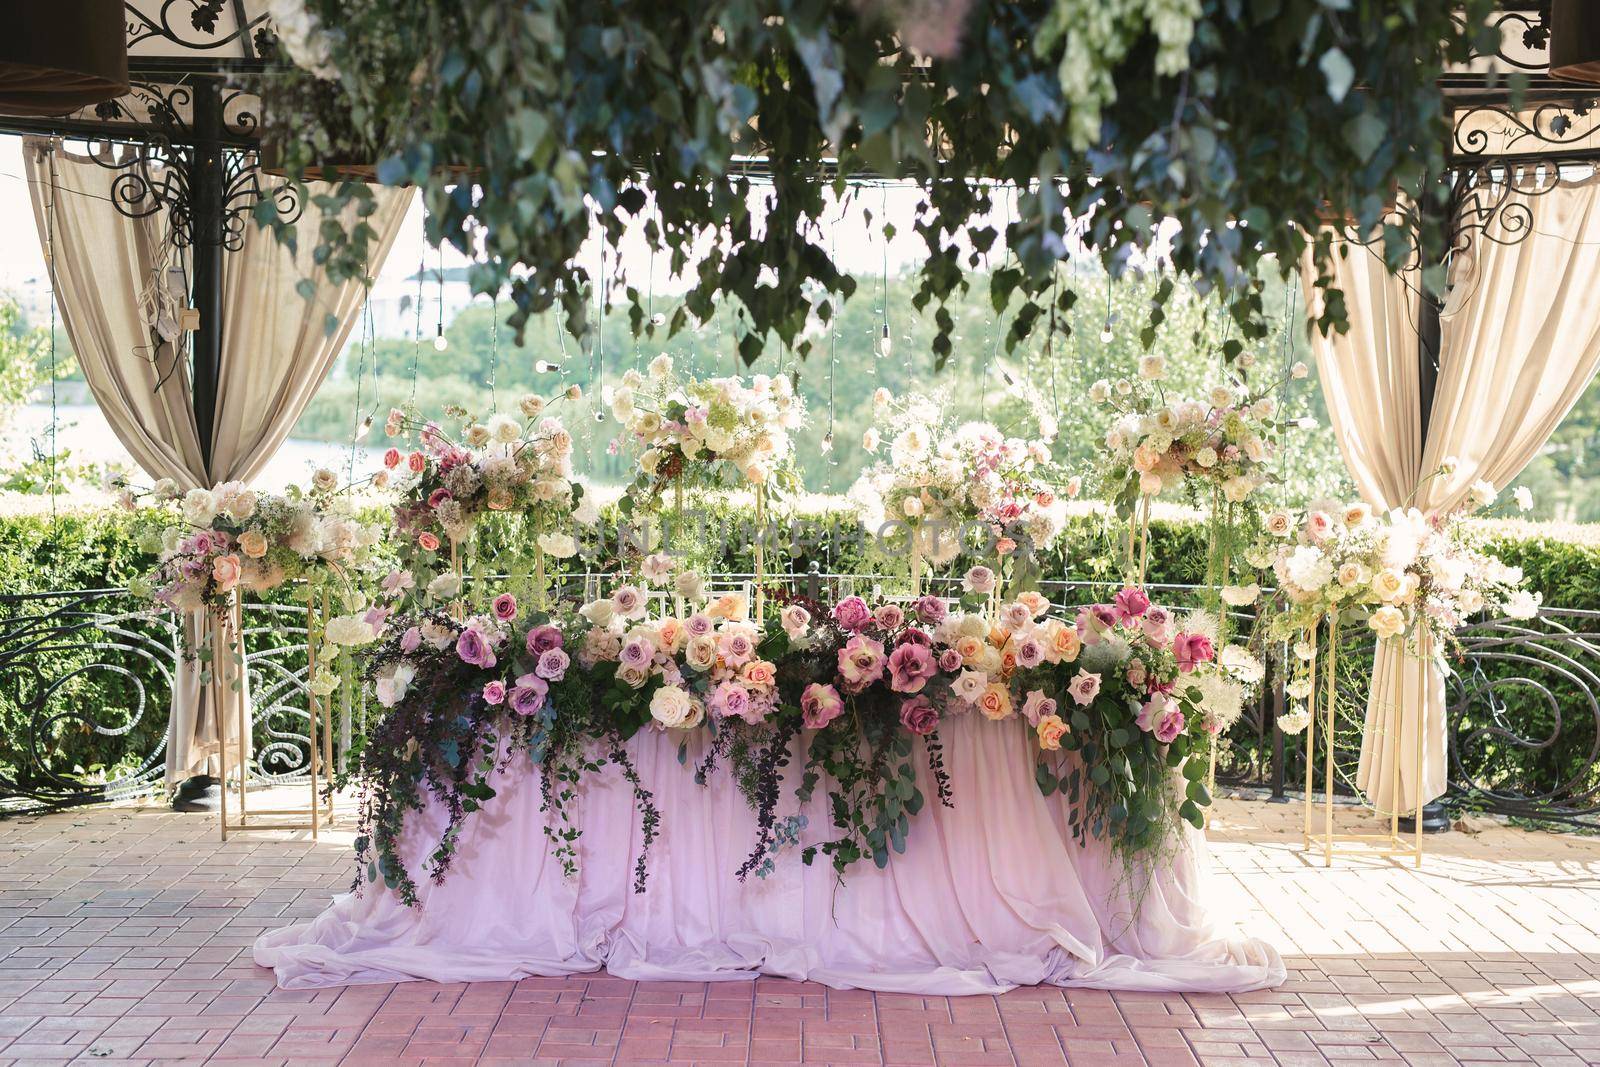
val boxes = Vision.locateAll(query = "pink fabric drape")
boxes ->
[256,716,1284,994]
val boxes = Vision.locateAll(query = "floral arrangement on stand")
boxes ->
[847,388,1070,597]
[378,390,596,616]
[1250,468,1539,735]
[1090,354,1312,589]
[606,358,807,616]
[126,472,386,627]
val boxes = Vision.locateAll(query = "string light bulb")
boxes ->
[433,326,449,352]
[650,312,666,328]
[820,431,834,454]
[877,322,892,358]
[354,414,373,442]
[535,359,561,373]
[1099,320,1114,343]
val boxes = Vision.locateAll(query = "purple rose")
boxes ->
[800,682,845,730]
[913,595,948,625]
[456,626,497,669]
[508,674,549,716]
[482,680,507,705]
[400,626,422,653]
[899,695,939,736]
[887,642,937,694]
[536,647,570,682]
[525,624,564,655]
[938,648,964,674]
[1154,704,1186,744]
[492,592,518,622]
[832,595,872,632]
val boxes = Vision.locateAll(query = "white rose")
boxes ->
[181,488,217,526]
[487,413,522,444]
[1088,379,1112,404]
[649,353,674,379]
[580,598,616,627]
[518,394,546,418]
[1367,605,1406,641]
[649,684,698,728]
[427,573,462,600]
[538,532,578,558]
[1138,354,1167,380]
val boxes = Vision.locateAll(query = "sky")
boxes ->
[0,133,1028,307]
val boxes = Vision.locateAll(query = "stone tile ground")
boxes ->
[2,795,1598,1066]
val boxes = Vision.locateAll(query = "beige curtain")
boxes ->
[1302,174,1600,813]
[25,138,413,788]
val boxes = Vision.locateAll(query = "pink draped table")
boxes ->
[254,715,1284,995]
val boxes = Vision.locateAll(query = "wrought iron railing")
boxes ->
[2,577,1597,830]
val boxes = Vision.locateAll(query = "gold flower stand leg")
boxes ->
[219,587,336,841]
[1301,616,1425,866]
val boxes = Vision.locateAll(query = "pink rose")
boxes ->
[1173,632,1215,672]
[887,642,937,694]
[1068,669,1102,707]
[1136,694,1174,733]
[832,596,872,632]
[899,695,939,736]
[1015,635,1046,669]
[407,451,426,473]
[717,631,755,667]
[1155,704,1186,743]
[492,592,518,621]
[938,648,964,674]
[874,604,905,631]
[800,682,845,730]
[1113,586,1151,622]
[536,647,570,682]
[913,595,948,625]
[418,531,441,551]
[1021,689,1057,726]
[836,634,887,692]
[427,488,453,509]
[1125,658,1148,688]
[400,626,422,653]
[962,566,996,595]
[709,681,754,722]
[482,680,507,706]
[1140,606,1173,647]
[211,554,241,591]
[383,447,401,469]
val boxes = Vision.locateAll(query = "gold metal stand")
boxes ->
[753,484,766,622]
[219,587,336,841]
[1301,613,1424,867]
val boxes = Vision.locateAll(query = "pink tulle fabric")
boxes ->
[255,715,1284,994]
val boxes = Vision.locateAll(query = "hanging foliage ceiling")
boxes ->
[256,0,1499,366]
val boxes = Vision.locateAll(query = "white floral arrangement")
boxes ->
[847,389,1069,564]
[1090,354,1311,507]
[607,357,807,509]
[1253,465,1540,734]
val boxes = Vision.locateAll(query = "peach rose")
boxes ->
[1016,590,1051,618]
[212,553,242,591]
[1047,622,1082,663]
[1036,714,1068,751]
[954,635,984,663]
[238,530,268,559]
[976,682,1013,721]
[740,659,778,690]
[708,593,747,621]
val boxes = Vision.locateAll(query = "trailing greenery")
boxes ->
[256,0,1497,365]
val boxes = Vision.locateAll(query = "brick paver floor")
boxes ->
[2,794,1599,1066]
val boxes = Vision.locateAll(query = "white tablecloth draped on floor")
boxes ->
[255,715,1284,995]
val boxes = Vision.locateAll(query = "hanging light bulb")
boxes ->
[354,415,373,442]
[1099,320,1114,343]
[433,326,449,352]
[593,409,607,423]
[535,359,561,373]
[820,432,834,454]
[650,312,666,328]
[877,322,892,358]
